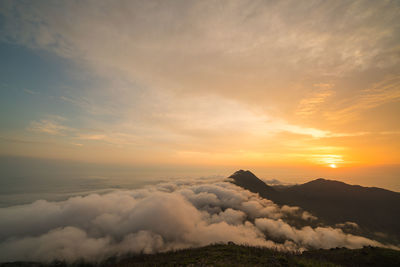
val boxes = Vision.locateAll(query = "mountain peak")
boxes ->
[231,169,256,177]
[228,170,275,196]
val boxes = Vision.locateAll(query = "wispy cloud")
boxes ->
[296,83,334,118]
[77,134,107,141]
[310,154,345,165]
[331,75,400,121]
[1,0,399,165]
[23,89,39,95]
[28,118,71,136]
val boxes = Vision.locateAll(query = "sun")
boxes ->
[329,163,337,168]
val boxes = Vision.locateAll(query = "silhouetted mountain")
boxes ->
[229,170,276,195]
[229,170,400,244]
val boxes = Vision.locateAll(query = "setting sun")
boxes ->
[329,164,337,168]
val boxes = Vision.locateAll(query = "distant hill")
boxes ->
[3,243,399,267]
[229,170,400,244]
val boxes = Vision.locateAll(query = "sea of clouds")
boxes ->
[0,177,395,262]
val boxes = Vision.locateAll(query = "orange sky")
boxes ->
[0,1,399,185]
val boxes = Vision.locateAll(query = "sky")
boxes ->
[0,0,399,189]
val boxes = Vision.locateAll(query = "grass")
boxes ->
[2,243,400,267]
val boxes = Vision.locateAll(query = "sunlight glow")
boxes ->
[329,163,337,168]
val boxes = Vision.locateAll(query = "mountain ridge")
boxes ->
[228,170,400,244]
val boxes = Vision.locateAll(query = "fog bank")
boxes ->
[0,178,394,262]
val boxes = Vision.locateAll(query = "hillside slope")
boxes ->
[3,243,399,267]
[229,170,400,243]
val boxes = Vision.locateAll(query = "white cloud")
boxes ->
[0,178,395,262]
[255,218,381,250]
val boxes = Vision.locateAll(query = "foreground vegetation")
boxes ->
[2,243,400,267]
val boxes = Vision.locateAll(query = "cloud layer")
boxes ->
[0,178,394,262]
